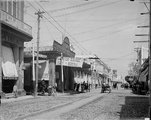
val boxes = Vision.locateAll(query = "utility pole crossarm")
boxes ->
[35,10,45,18]
[137,26,149,28]
[135,34,149,36]
[133,40,149,43]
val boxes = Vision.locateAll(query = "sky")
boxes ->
[24,0,149,77]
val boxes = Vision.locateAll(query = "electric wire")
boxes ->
[26,0,137,64]
[78,25,134,42]
[35,1,90,55]
[54,0,121,17]
[48,0,100,13]
[101,52,135,61]
[72,17,139,36]
[42,18,55,41]
[27,1,89,55]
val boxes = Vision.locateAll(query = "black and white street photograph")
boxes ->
[0,0,150,120]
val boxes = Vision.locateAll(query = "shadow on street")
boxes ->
[118,95,149,120]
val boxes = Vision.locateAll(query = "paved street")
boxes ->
[23,88,149,120]
[0,1,150,120]
[61,89,149,120]
[0,88,102,120]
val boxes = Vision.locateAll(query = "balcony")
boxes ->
[0,10,32,37]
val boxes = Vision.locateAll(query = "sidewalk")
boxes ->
[0,88,102,120]
[1,87,102,104]
[1,95,34,103]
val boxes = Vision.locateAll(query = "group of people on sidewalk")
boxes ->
[38,79,57,96]
[73,73,96,93]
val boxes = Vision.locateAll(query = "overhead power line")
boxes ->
[35,1,90,55]
[48,0,100,13]
[73,17,139,36]
[100,52,135,61]
[54,0,121,17]
[27,1,89,54]
[79,25,133,42]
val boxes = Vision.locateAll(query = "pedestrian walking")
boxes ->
[48,85,52,96]
[13,84,18,98]
[52,82,57,96]
[0,92,1,105]
[41,79,46,95]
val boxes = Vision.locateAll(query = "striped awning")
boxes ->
[2,46,18,79]
[139,67,148,82]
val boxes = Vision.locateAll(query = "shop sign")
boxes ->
[56,57,83,68]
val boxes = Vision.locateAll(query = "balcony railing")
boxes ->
[0,10,32,36]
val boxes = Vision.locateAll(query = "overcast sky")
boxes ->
[24,0,149,77]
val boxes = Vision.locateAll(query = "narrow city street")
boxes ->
[0,1,150,120]
[23,88,149,120]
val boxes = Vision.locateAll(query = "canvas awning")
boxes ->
[38,60,49,81]
[139,67,148,82]
[2,46,18,79]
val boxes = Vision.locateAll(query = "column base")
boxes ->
[17,89,26,96]
[0,91,5,98]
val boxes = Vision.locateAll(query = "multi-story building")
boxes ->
[0,0,32,96]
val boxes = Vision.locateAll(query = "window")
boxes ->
[8,1,12,15]
[0,1,3,10]
[0,1,6,11]
[13,0,17,17]
[4,1,7,11]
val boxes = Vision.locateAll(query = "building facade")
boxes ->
[40,37,75,92]
[24,37,75,93]
[0,0,32,96]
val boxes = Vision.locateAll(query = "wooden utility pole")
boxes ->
[32,42,35,93]
[0,21,1,105]
[34,10,44,97]
[149,0,151,118]
[61,53,64,93]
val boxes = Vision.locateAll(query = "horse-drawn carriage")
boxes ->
[101,83,111,93]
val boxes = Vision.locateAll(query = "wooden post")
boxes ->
[0,22,2,93]
[35,10,44,97]
[149,0,151,118]
[61,53,64,93]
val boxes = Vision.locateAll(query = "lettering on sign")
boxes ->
[56,57,83,68]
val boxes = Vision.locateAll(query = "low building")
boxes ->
[24,37,77,93]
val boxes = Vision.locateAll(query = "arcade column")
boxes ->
[49,59,56,87]
[18,47,25,95]
[13,46,19,86]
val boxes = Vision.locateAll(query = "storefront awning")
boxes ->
[38,60,49,81]
[139,67,148,82]
[2,46,18,79]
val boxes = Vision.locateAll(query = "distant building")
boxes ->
[76,54,111,86]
